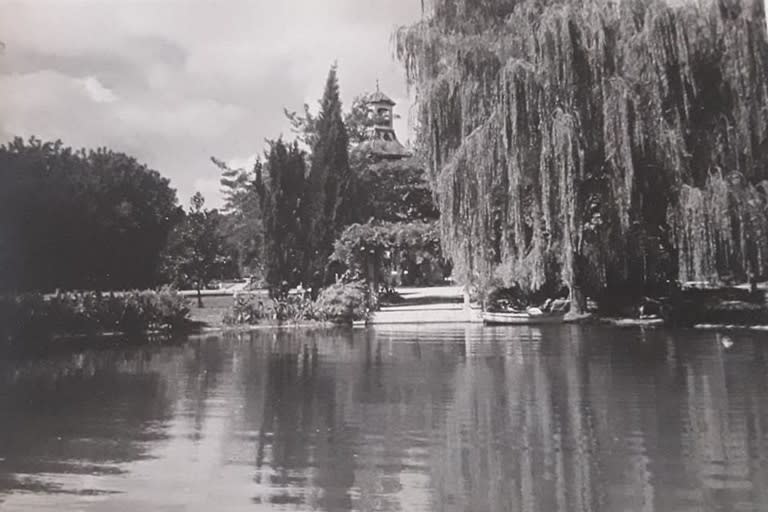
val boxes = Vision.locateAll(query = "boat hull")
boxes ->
[482,311,565,325]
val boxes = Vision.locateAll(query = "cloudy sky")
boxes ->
[0,0,422,207]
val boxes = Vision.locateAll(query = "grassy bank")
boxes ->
[0,282,370,347]
[187,294,237,327]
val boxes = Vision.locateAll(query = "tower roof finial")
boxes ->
[368,81,396,106]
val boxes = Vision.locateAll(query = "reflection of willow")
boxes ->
[429,325,602,512]
[675,333,768,505]
[233,328,768,510]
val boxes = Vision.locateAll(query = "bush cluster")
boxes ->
[0,289,190,342]
[223,281,368,326]
[223,293,319,325]
[313,281,368,323]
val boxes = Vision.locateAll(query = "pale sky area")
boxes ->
[0,0,422,208]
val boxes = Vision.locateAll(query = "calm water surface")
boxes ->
[2,325,768,511]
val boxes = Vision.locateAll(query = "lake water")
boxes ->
[1,325,768,511]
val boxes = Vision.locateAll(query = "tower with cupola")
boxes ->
[359,82,411,160]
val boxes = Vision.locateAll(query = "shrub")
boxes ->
[223,293,318,325]
[274,294,318,323]
[0,289,190,342]
[314,281,368,323]
[223,294,269,325]
[145,288,191,331]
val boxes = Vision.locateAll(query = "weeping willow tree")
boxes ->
[396,0,768,310]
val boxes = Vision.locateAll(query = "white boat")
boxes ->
[482,310,565,325]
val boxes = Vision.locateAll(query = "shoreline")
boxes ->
[196,320,342,333]
[8,311,768,349]
[200,314,768,333]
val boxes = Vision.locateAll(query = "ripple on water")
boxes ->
[2,327,768,511]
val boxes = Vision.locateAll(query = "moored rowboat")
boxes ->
[482,310,565,325]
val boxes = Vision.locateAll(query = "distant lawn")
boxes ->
[187,296,231,327]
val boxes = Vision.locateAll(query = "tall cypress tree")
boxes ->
[258,139,307,295]
[302,64,353,291]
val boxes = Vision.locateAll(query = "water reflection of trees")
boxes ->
[179,336,227,442]
[229,327,768,511]
[0,347,177,496]
[240,328,463,510]
[242,329,354,509]
[393,326,768,512]
[8,327,768,510]
[426,325,602,512]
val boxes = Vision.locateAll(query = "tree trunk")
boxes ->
[569,284,585,316]
[569,253,587,316]
[366,250,377,306]
[196,286,203,308]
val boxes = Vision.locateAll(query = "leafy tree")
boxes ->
[331,220,444,298]
[284,103,320,150]
[258,139,307,295]
[396,0,768,312]
[0,137,180,292]
[285,93,378,150]
[344,94,379,145]
[351,153,439,223]
[162,193,236,306]
[301,65,355,291]
[339,150,444,296]
[211,156,264,278]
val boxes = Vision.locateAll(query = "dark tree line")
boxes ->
[0,68,441,298]
[0,137,181,292]
[0,137,240,295]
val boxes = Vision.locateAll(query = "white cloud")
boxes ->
[0,0,422,208]
[81,76,117,103]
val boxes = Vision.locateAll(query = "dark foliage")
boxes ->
[351,153,440,223]
[0,289,190,342]
[396,0,768,313]
[258,139,308,294]
[0,137,180,292]
[331,220,447,290]
[301,65,355,290]
[314,281,368,323]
